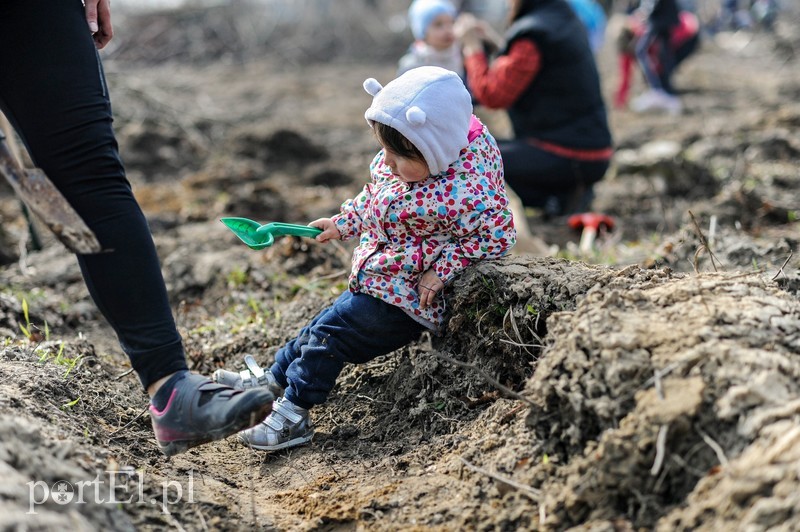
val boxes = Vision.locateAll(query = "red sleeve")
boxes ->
[464,39,541,110]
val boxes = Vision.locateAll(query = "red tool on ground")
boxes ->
[567,212,615,253]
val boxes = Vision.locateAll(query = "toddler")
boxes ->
[398,0,463,77]
[214,66,516,451]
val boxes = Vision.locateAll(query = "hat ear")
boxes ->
[406,106,426,126]
[363,78,383,97]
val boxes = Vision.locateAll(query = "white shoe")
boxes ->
[212,354,284,398]
[631,89,682,116]
[239,397,314,451]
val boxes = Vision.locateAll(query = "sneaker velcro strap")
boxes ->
[244,355,266,378]
[267,401,304,428]
[197,380,243,398]
[239,369,256,388]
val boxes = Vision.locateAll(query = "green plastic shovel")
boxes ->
[221,217,322,250]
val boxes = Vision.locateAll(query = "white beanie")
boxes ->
[363,66,473,176]
[408,0,457,41]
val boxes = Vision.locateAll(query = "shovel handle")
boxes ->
[256,222,322,239]
[0,123,103,254]
[0,134,24,184]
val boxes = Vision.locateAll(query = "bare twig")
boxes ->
[771,250,793,281]
[650,424,669,476]
[115,368,135,380]
[501,307,542,354]
[688,210,721,272]
[310,269,348,283]
[707,215,717,248]
[499,337,543,350]
[433,350,536,407]
[355,394,392,404]
[329,239,353,267]
[499,404,527,424]
[194,508,210,532]
[670,453,709,478]
[697,427,729,467]
[653,369,665,400]
[26,337,44,360]
[250,459,258,528]
[459,457,540,501]
[160,499,187,532]
[108,405,149,438]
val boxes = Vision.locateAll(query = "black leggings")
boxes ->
[498,138,609,214]
[0,0,187,388]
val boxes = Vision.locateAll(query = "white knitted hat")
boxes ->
[408,0,457,40]
[363,66,473,176]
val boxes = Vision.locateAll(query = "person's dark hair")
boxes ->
[617,23,637,54]
[372,121,425,162]
[507,0,539,24]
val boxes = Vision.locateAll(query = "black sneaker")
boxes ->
[149,373,273,457]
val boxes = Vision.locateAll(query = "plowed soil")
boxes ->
[1,5,799,531]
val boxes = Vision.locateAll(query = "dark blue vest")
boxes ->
[501,0,612,149]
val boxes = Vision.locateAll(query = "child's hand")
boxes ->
[418,269,444,309]
[310,218,340,243]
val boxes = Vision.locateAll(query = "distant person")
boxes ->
[455,0,613,218]
[566,0,608,54]
[398,0,463,77]
[750,0,778,31]
[629,0,683,114]
[0,0,274,457]
[213,67,516,451]
[615,9,700,109]
[718,0,747,30]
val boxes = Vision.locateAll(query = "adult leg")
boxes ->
[654,31,677,94]
[674,33,700,67]
[497,139,607,214]
[0,0,274,456]
[0,0,186,388]
[635,26,664,91]
[277,291,426,409]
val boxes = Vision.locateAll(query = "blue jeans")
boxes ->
[270,291,425,409]
[635,26,675,93]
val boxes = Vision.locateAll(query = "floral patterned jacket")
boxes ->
[331,116,516,330]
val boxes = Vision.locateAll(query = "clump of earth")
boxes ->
[0,3,798,530]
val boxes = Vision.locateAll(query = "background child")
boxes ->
[614,8,700,110]
[630,0,683,114]
[214,66,516,451]
[398,0,462,77]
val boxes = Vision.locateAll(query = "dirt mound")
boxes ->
[1,3,800,530]
[528,270,799,529]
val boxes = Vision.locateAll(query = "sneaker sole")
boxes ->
[240,432,314,452]
[157,401,273,457]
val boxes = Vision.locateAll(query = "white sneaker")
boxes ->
[212,354,284,398]
[239,397,314,451]
[631,89,682,116]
